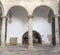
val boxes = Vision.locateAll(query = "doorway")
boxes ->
[22,30,42,45]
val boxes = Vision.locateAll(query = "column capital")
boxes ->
[53,15,57,18]
[28,15,33,18]
[1,15,7,18]
[53,15,60,18]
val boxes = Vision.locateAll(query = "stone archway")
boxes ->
[22,30,42,45]
[32,5,55,45]
[6,6,28,45]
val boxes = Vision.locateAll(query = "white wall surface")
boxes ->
[33,17,51,43]
[6,6,52,44]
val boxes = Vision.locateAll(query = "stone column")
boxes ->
[28,15,33,49]
[52,15,60,51]
[1,16,6,47]
[55,15,59,45]
[58,15,60,45]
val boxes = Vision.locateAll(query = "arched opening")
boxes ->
[32,5,56,45]
[33,30,42,44]
[22,30,42,45]
[6,6,28,45]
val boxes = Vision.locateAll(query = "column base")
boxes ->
[17,43,22,46]
[28,45,34,50]
[0,43,6,47]
[52,45,60,53]
[0,45,6,48]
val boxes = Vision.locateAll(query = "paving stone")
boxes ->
[0,45,60,55]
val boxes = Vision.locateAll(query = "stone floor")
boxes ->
[0,45,60,55]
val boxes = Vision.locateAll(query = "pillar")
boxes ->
[28,15,33,48]
[55,15,59,45]
[58,15,60,44]
[52,16,56,45]
[1,16,6,47]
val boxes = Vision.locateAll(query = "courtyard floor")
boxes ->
[0,45,60,55]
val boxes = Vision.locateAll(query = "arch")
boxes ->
[0,1,4,16]
[32,5,54,15]
[6,6,28,44]
[22,30,42,45]
[6,6,28,17]
[6,6,28,23]
[32,5,56,45]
